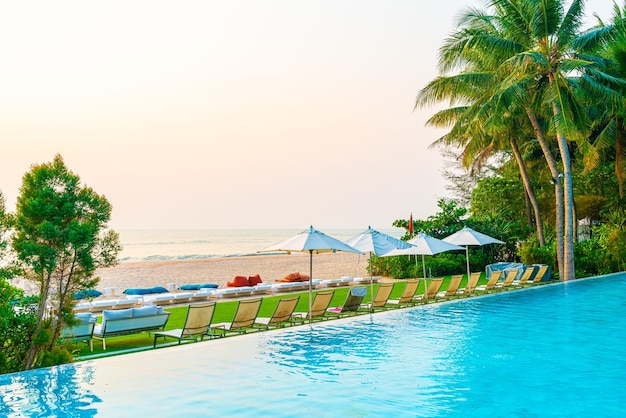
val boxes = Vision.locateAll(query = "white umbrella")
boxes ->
[384,232,464,279]
[443,226,505,284]
[345,226,413,309]
[259,226,363,322]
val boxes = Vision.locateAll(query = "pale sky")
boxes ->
[0,1,617,230]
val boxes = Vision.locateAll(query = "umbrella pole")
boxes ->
[465,245,470,283]
[422,254,427,279]
[309,250,313,324]
[369,252,374,313]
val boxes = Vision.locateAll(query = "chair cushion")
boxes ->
[75,312,95,324]
[248,274,263,286]
[179,283,219,290]
[103,309,133,321]
[123,286,169,295]
[132,305,159,317]
[74,289,103,299]
[228,276,250,287]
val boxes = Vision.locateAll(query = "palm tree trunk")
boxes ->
[555,129,576,282]
[525,107,564,280]
[510,136,546,246]
[617,118,625,198]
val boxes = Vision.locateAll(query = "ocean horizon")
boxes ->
[116,228,405,262]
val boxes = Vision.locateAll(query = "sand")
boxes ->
[94,252,372,293]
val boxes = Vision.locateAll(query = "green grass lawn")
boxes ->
[75,274,500,359]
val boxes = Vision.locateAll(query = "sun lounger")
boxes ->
[351,276,382,285]
[528,265,550,284]
[456,272,481,297]
[153,302,218,347]
[327,287,367,317]
[322,276,353,288]
[413,278,444,303]
[94,306,171,350]
[189,290,216,302]
[291,290,335,323]
[512,266,536,286]
[216,287,254,298]
[252,283,273,295]
[475,270,502,293]
[495,269,518,290]
[271,282,309,293]
[360,282,394,311]
[387,279,420,308]
[436,275,463,299]
[254,296,300,329]
[211,297,262,336]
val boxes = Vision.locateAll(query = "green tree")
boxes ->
[12,154,121,370]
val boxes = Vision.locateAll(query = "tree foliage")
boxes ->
[11,154,121,370]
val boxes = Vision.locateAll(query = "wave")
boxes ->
[117,251,286,263]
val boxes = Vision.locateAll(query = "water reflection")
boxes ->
[0,363,101,417]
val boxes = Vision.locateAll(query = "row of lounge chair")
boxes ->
[152,267,550,347]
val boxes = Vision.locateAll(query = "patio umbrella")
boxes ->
[383,232,464,279]
[443,226,505,284]
[345,226,413,310]
[259,226,363,322]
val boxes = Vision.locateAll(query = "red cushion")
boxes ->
[248,274,263,286]
[282,272,300,282]
[232,275,250,287]
[299,274,310,282]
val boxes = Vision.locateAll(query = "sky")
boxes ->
[0,1,617,230]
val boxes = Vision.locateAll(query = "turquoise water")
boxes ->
[2,273,625,417]
[117,228,404,261]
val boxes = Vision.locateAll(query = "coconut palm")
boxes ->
[418,0,611,281]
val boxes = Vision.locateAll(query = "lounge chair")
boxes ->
[153,302,218,347]
[475,270,502,293]
[436,275,462,299]
[413,278,444,303]
[387,279,420,308]
[254,296,300,329]
[457,272,481,297]
[327,287,367,317]
[512,266,536,286]
[291,290,335,323]
[495,269,518,290]
[211,297,262,336]
[360,282,394,312]
[528,265,550,285]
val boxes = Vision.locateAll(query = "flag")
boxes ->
[409,213,413,236]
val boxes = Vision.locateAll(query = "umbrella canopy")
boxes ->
[443,227,505,285]
[345,226,412,256]
[345,226,413,309]
[384,232,464,278]
[259,226,362,322]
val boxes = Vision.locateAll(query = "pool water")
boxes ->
[2,273,625,417]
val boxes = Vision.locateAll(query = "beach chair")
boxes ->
[211,298,262,336]
[475,270,502,294]
[413,278,444,303]
[512,266,536,286]
[386,279,420,308]
[153,302,218,347]
[327,287,367,317]
[529,265,550,285]
[457,272,481,297]
[291,290,335,323]
[254,296,300,330]
[436,275,463,299]
[495,269,518,290]
[360,282,394,312]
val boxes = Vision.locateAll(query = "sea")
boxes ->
[116,228,405,262]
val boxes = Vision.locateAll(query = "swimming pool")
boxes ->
[2,273,625,417]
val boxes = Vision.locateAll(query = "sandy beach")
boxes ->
[94,252,372,293]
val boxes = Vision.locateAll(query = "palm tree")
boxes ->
[420,0,612,281]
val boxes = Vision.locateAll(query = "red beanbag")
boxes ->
[227,275,250,287]
[248,274,263,286]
